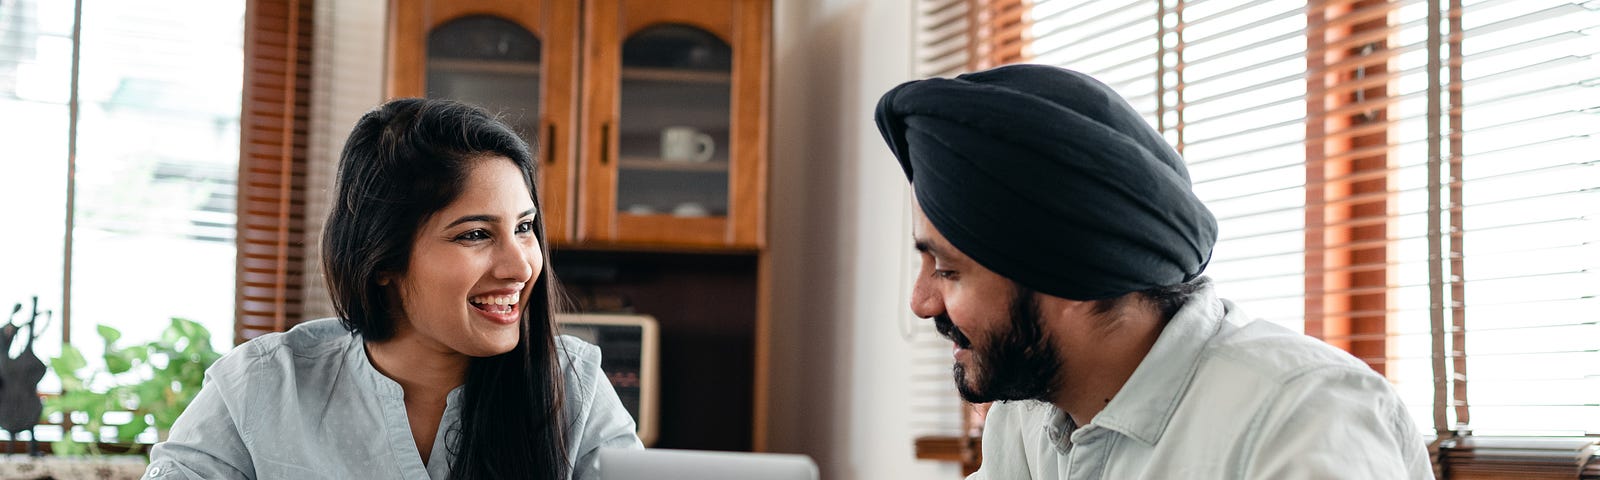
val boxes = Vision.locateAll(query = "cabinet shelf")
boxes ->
[619,157,730,173]
[621,67,731,84]
[429,58,542,75]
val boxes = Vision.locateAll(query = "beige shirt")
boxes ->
[969,286,1434,479]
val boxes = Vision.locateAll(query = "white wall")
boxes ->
[303,0,387,320]
[766,0,961,478]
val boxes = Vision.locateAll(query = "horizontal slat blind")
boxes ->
[1180,0,1309,335]
[1451,0,1599,437]
[914,0,1600,475]
[236,0,313,342]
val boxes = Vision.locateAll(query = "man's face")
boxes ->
[911,200,1062,403]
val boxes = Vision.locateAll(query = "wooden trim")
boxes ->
[730,0,770,248]
[579,0,614,243]
[544,0,582,245]
[752,249,772,451]
[915,435,982,476]
[61,0,83,344]
[747,0,774,450]
[1445,0,1468,430]
[386,0,423,98]
[614,214,729,246]
[237,0,313,342]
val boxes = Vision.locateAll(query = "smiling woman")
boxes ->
[141,99,642,480]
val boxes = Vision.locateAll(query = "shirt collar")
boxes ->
[1082,283,1228,446]
[353,335,468,402]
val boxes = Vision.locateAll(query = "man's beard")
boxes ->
[934,287,1062,404]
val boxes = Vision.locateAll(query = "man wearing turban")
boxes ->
[876,64,1432,479]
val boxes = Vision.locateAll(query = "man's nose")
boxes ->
[909,275,944,319]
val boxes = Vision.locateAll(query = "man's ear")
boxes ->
[1036,292,1088,317]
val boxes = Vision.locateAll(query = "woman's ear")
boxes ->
[376,273,392,286]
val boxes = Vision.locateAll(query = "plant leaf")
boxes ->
[51,345,88,390]
[97,324,122,346]
[105,352,133,374]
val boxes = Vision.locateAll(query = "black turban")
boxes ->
[875,64,1217,300]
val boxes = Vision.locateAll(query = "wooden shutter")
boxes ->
[236,0,313,343]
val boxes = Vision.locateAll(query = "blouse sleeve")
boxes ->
[143,363,255,480]
[565,338,644,480]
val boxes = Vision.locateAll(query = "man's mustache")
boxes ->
[933,314,972,349]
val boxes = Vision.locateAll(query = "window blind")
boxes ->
[236,0,314,342]
[913,0,1600,472]
[1447,0,1599,437]
[1023,0,1600,442]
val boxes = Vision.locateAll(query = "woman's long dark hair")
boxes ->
[322,98,569,479]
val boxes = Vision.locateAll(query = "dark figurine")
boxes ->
[0,297,49,456]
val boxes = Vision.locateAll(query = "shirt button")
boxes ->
[148,466,163,476]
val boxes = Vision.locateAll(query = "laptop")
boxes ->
[598,448,820,480]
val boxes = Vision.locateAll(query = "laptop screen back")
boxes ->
[598,448,819,480]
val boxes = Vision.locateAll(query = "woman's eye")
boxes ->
[516,220,536,234]
[455,230,490,242]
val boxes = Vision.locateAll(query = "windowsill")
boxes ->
[0,454,147,480]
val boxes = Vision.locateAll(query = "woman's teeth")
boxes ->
[469,292,519,312]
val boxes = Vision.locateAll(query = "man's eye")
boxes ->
[934,269,957,280]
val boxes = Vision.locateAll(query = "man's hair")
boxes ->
[1090,276,1212,323]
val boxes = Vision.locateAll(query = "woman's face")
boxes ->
[389,156,542,357]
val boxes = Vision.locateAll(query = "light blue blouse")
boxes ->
[142,318,642,479]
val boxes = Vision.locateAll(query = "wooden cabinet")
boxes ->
[387,0,583,244]
[386,0,773,452]
[581,0,769,249]
[387,0,769,251]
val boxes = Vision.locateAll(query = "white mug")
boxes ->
[661,126,715,162]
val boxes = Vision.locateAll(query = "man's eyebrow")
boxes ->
[914,239,943,257]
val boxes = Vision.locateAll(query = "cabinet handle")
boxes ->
[544,123,556,165]
[599,121,612,166]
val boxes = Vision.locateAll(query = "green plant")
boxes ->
[43,317,221,455]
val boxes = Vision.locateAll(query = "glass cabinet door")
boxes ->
[388,1,581,244]
[615,26,732,223]
[584,0,768,248]
[425,15,542,144]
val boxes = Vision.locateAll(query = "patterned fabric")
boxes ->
[142,318,642,479]
[0,454,147,480]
